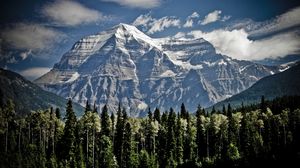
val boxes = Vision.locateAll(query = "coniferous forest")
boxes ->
[0,96,300,168]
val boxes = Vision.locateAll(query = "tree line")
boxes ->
[0,96,300,168]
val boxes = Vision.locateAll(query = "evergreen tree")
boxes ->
[153,108,160,123]
[92,103,98,113]
[123,122,132,168]
[114,105,127,166]
[261,95,267,113]
[166,108,176,162]
[196,105,206,159]
[101,105,110,137]
[60,99,77,166]
[222,104,227,116]
[180,103,187,119]
[55,108,61,120]
[85,100,92,113]
[175,114,183,164]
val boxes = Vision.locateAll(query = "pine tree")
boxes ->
[145,108,154,154]
[85,100,92,113]
[196,105,206,159]
[60,99,77,166]
[111,112,115,143]
[101,105,110,137]
[166,108,176,162]
[153,108,160,123]
[222,104,227,116]
[175,114,183,164]
[114,105,127,166]
[92,103,98,113]
[55,108,61,120]
[260,95,267,113]
[180,103,187,119]
[123,122,132,168]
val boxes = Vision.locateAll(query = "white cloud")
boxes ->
[132,13,154,28]
[187,29,300,60]
[147,16,181,34]
[19,67,51,81]
[42,0,104,26]
[183,12,199,28]
[250,6,300,35]
[19,50,32,60]
[133,14,180,34]
[190,12,200,18]
[200,10,230,25]
[200,10,222,25]
[229,6,300,36]
[0,23,64,51]
[102,0,161,9]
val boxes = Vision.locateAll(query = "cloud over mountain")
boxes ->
[102,0,161,9]
[42,0,105,26]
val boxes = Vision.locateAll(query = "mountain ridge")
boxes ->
[211,62,300,110]
[35,23,280,116]
[0,68,83,116]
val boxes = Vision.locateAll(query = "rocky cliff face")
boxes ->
[35,23,278,116]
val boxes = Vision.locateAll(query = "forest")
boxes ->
[0,96,300,168]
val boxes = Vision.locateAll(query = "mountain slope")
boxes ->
[0,68,83,116]
[35,23,279,115]
[212,62,300,109]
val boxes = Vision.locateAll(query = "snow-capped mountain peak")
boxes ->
[35,23,279,116]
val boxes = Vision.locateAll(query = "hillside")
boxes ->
[0,68,83,116]
[212,62,300,110]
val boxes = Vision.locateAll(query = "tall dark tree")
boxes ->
[60,99,77,166]
[92,103,98,113]
[166,108,176,161]
[55,108,61,120]
[222,104,227,116]
[153,108,160,123]
[114,105,127,166]
[260,95,267,113]
[175,114,183,164]
[196,105,206,159]
[101,105,110,137]
[85,100,92,113]
[180,103,188,119]
[123,122,132,168]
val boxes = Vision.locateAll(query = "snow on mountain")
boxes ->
[35,23,279,116]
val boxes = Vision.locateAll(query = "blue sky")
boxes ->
[1,0,300,80]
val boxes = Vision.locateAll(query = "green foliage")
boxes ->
[1,96,300,168]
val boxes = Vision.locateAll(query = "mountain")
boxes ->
[0,68,83,116]
[212,62,300,110]
[35,23,279,116]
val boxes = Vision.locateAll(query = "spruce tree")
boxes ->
[153,108,160,123]
[85,100,91,113]
[123,122,132,168]
[196,105,206,159]
[175,114,183,164]
[55,108,61,120]
[180,103,187,119]
[60,99,77,166]
[100,105,110,137]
